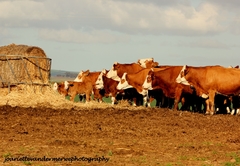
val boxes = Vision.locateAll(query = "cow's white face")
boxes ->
[142,75,153,90]
[95,72,104,89]
[53,82,58,91]
[176,65,190,85]
[64,81,70,89]
[106,66,120,81]
[117,73,133,90]
[74,70,83,82]
[138,58,153,68]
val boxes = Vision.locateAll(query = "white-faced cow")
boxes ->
[137,58,159,68]
[95,69,125,105]
[176,65,240,115]
[143,66,207,111]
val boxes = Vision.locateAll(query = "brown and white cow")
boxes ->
[116,67,172,107]
[106,62,145,81]
[74,70,104,102]
[95,69,125,105]
[96,69,144,106]
[53,81,93,102]
[137,58,159,68]
[143,66,206,111]
[176,65,240,115]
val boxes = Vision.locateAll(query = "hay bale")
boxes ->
[0,43,51,88]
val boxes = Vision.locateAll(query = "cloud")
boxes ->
[0,0,226,36]
[39,28,130,44]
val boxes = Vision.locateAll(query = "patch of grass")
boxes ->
[19,146,26,153]
[224,152,240,166]
[23,161,32,165]
[202,141,214,146]
[131,155,148,164]
[212,150,218,155]
[3,152,12,158]
[178,155,188,161]
[108,150,113,156]
[193,157,207,161]
[157,162,184,166]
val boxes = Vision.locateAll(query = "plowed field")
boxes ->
[1,105,240,166]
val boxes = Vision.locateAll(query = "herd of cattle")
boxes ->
[53,58,240,115]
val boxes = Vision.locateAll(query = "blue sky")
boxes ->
[1,0,240,72]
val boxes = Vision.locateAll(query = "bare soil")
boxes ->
[1,105,240,166]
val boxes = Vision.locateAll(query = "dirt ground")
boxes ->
[1,105,240,166]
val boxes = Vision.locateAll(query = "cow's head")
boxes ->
[64,81,70,89]
[106,62,121,81]
[116,73,133,90]
[74,70,90,82]
[53,82,58,91]
[95,69,106,89]
[142,69,154,90]
[176,65,190,85]
[137,58,159,68]
[53,81,69,96]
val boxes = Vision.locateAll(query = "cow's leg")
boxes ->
[205,99,210,114]
[111,96,116,105]
[132,98,137,106]
[85,92,91,103]
[206,90,215,115]
[143,96,149,107]
[174,88,183,110]
[70,92,77,102]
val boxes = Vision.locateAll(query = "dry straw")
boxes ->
[0,83,147,110]
[0,43,51,88]
[0,85,144,110]
[0,44,146,110]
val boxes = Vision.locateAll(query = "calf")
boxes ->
[53,81,93,102]
[74,70,104,102]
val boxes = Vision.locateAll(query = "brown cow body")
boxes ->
[106,62,145,81]
[53,81,93,102]
[74,70,104,102]
[99,74,124,105]
[66,81,93,102]
[144,66,200,110]
[177,65,240,114]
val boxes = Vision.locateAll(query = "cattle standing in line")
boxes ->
[177,65,240,115]
[143,66,205,111]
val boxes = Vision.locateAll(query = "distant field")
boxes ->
[50,69,79,82]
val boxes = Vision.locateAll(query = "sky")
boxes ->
[0,0,240,72]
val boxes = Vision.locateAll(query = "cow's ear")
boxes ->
[85,70,90,75]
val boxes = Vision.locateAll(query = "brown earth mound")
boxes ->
[1,105,240,166]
